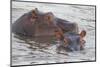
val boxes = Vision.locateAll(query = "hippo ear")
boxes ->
[45,12,54,22]
[80,30,86,38]
[31,8,38,18]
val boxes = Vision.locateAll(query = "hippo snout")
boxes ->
[65,44,81,51]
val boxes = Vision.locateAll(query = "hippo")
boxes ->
[12,8,86,51]
[55,30,86,51]
[12,8,78,37]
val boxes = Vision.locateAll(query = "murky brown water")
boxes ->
[11,1,96,66]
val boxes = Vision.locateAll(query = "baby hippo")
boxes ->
[55,30,86,51]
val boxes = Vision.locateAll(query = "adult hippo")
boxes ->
[12,8,78,37]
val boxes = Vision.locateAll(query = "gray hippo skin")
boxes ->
[12,8,78,37]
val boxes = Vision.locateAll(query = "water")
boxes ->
[12,1,96,66]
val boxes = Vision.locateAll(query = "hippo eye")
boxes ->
[44,12,54,22]
[63,38,69,45]
[44,15,52,22]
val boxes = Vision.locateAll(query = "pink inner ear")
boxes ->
[45,12,54,20]
[31,10,38,19]
[80,30,86,38]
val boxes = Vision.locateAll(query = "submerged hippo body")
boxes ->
[56,18,78,33]
[12,8,78,37]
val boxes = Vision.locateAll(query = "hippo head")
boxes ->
[30,8,55,25]
[28,8,59,36]
[55,30,86,51]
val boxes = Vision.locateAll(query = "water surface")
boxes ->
[12,1,96,66]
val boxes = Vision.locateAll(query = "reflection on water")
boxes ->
[12,1,96,66]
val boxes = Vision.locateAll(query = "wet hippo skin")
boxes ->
[12,8,78,37]
[55,30,86,51]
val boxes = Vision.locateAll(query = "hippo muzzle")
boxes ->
[64,34,83,51]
